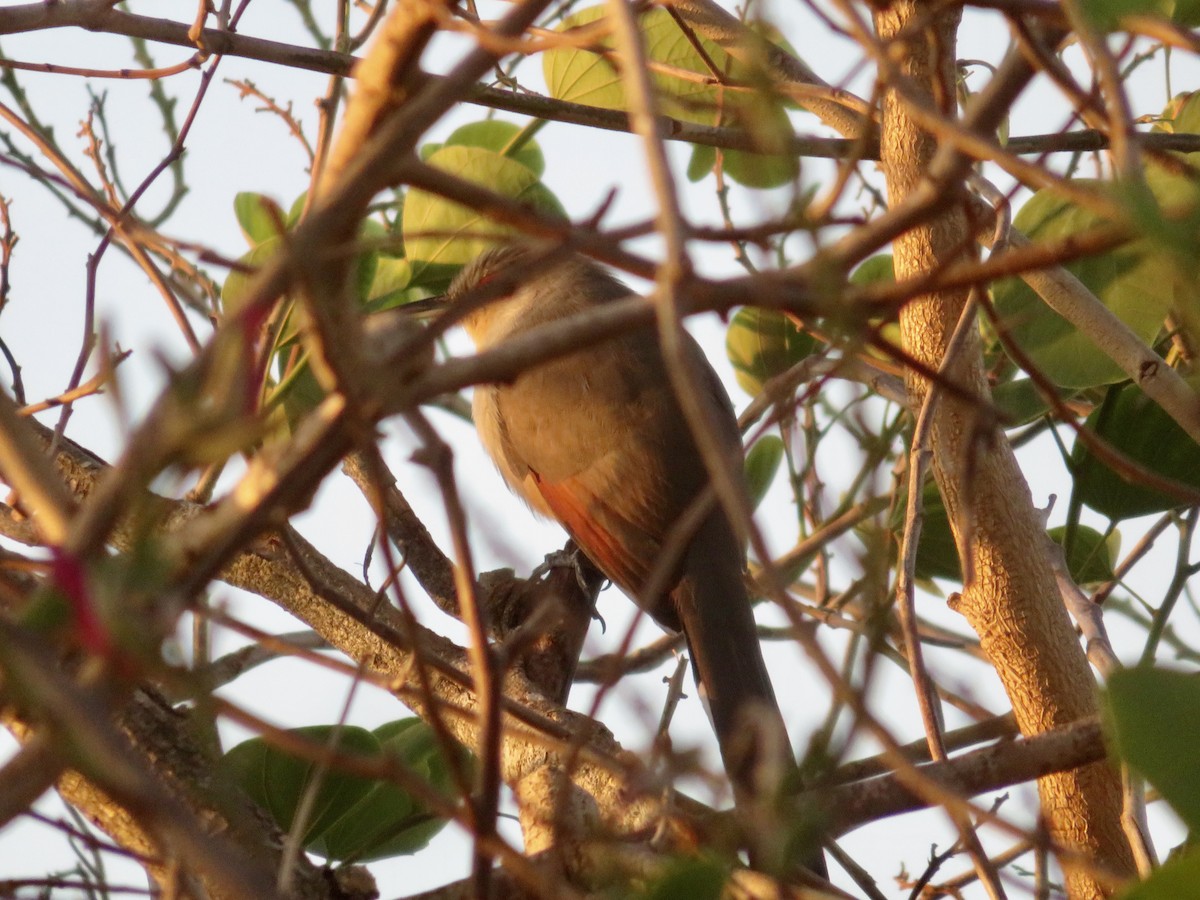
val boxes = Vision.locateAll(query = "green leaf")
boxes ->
[859,483,961,584]
[687,139,799,189]
[722,145,798,189]
[1071,380,1200,520]
[719,82,799,188]
[892,481,961,583]
[18,585,74,635]
[542,5,797,186]
[234,192,287,246]
[1154,92,1200,136]
[545,6,756,119]
[1047,525,1116,586]
[841,255,900,358]
[1082,0,1168,31]
[1123,174,1200,286]
[725,307,816,396]
[1168,0,1200,28]
[636,857,728,900]
[991,378,1055,427]
[1107,668,1200,829]
[223,725,380,848]
[224,719,464,864]
[401,144,566,270]
[687,144,716,182]
[365,256,416,311]
[224,217,386,319]
[287,191,309,228]
[849,254,895,286]
[1145,93,1200,339]
[313,720,467,862]
[438,120,545,177]
[221,237,283,317]
[1120,847,1200,900]
[744,436,784,511]
[543,7,624,109]
[275,360,325,436]
[992,184,1172,389]
[355,218,386,306]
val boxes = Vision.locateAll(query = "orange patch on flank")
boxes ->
[533,474,640,592]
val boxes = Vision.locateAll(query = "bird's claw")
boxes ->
[531,547,608,631]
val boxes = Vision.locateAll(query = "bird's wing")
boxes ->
[529,470,653,597]
[496,344,680,613]
[489,331,736,627]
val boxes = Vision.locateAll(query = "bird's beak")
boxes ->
[398,294,449,319]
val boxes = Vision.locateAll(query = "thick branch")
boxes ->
[825,719,1107,834]
[872,4,1134,898]
[0,419,700,849]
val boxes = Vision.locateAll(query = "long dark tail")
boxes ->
[672,513,827,877]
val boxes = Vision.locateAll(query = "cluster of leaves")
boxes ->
[989,93,1200,522]
[544,5,800,187]
[222,118,563,432]
[206,15,1200,884]
[707,81,1200,895]
[790,92,1200,587]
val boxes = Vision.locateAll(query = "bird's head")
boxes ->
[445,243,540,346]
[402,242,629,348]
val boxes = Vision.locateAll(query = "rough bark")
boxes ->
[872,4,1135,897]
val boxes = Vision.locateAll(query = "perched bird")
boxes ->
[444,245,821,872]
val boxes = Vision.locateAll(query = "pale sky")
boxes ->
[0,1,1196,896]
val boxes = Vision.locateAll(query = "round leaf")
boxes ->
[365,256,416,311]
[355,218,384,304]
[744,436,785,511]
[719,86,799,188]
[223,725,381,847]
[223,720,463,864]
[287,191,309,228]
[221,237,283,317]
[722,146,798,189]
[1153,90,1200,140]
[1107,667,1200,829]
[1047,524,1116,586]
[543,7,624,109]
[637,857,728,900]
[438,120,544,177]
[992,184,1172,389]
[544,7,735,118]
[314,719,467,862]
[1081,0,1170,31]
[543,6,798,189]
[544,7,793,130]
[687,144,717,182]
[1170,0,1200,26]
[991,378,1055,428]
[234,192,287,246]
[1120,848,1200,900]
[849,254,895,286]
[1146,92,1200,342]
[893,481,961,583]
[1071,380,1200,520]
[274,359,325,436]
[725,307,816,396]
[401,144,565,271]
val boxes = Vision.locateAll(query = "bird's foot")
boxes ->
[531,545,608,630]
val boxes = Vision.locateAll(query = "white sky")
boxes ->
[0,1,1197,896]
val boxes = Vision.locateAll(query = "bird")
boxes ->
[442,243,822,873]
